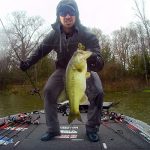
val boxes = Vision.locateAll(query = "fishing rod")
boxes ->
[0,122,28,146]
[0,116,20,129]
[102,121,143,148]
[0,18,42,100]
[101,112,143,148]
[0,114,31,142]
[0,112,32,141]
[0,122,5,127]
[0,112,40,141]
[0,115,40,146]
[0,122,16,136]
[0,122,21,141]
[0,121,13,129]
[0,119,21,136]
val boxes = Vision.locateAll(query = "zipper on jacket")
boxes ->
[66,37,70,52]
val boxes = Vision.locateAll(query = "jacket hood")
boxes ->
[52,0,81,31]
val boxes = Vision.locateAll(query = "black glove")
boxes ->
[20,61,30,71]
[87,52,97,70]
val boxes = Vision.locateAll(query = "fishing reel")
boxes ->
[30,88,40,95]
[8,113,32,124]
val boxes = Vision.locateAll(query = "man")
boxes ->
[20,0,104,142]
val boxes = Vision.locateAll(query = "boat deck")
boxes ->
[0,111,150,150]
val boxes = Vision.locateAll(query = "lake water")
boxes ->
[0,91,150,125]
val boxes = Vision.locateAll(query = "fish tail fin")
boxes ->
[68,112,82,124]
[77,113,82,122]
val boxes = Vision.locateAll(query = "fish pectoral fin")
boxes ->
[77,114,82,122]
[80,94,88,104]
[86,72,91,78]
[58,89,67,102]
[68,112,82,124]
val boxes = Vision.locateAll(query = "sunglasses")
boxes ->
[59,5,76,17]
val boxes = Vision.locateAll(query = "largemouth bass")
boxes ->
[66,46,92,124]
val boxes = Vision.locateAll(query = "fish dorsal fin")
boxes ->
[80,94,88,104]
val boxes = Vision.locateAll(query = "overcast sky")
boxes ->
[0,0,150,35]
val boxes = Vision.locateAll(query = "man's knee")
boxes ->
[43,86,56,104]
[43,85,51,97]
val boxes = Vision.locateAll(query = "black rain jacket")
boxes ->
[26,0,104,72]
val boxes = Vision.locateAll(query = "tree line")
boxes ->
[0,0,149,92]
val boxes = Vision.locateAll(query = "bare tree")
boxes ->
[134,0,150,51]
[137,23,149,83]
[90,28,112,63]
[112,28,131,71]
[133,0,150,84]
[5,11,48,64]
